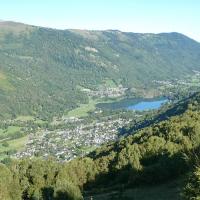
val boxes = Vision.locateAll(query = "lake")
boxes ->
[96,98,168,111]
[127,99,168,111]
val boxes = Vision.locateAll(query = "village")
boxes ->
[81,84,128,98]
[14,116,132,161]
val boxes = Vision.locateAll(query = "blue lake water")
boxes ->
[96,98,168,111]
[127,99,168,111]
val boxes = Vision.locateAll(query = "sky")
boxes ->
[0,0,199,41]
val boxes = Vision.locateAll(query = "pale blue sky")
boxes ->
[0,0,199,41]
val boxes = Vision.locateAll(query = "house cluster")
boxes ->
[14,117,131,161]
[192,70,200,76]
[152,80,174,86]
[153,70,200,89]
[85,85,128,98]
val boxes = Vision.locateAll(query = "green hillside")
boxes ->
[1,92,200,199]
[0,21,200,118]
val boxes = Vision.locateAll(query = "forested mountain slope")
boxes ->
[0,21,200,118]
[1,92,200,199]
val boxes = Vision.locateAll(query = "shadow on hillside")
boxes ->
[41,187,73,200]
[84,151,188,194]
[41,187,54,200]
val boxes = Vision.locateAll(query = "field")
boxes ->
[0,136,28,153]
[0,125,28,160]
[66,97,122,117]
[0,126,21,138]
[0,136,28,160]
[102,79,117,88]
[67,98,98,117]
[16,115,35,121]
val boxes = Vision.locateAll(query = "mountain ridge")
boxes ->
[1,20,199,43]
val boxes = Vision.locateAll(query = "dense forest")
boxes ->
[1,92,200,199]
[0,21,200,118]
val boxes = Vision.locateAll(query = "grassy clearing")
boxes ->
[16,115,34,121]
[7,136,28,150]
[66,96,122,118]
[123,181,182,200]
[0,126,22,139]
[67,98,98,117]
[0,136,28,153]
[79,145,97,153]
[84,179,183,200]
[0,125,23,144]
[35,119,47,124]
[102,78,117,88]
[6,126,21,134]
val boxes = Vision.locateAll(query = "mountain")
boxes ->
[0,21,200,118]
[1,92,200,199]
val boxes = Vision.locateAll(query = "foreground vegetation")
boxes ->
[1,92,200,199]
